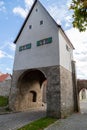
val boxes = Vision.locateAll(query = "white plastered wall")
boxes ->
[13,1,59,71]
[59,29,73,72]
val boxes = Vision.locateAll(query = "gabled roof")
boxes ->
[0,74,11,82]
[14,0,38,43]
[14,0,74,49]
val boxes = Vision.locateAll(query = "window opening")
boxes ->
[36,9,38,12]
[40,20,43,25]
[29,25,32,29]
[66,45,69,51]
[30,91,37,102]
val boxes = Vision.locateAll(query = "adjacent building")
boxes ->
[0,73,11,96]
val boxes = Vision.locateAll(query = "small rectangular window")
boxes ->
[40,20,43,25]
[66,45,69,51]
[36,37,52,47]
[19,43,31,52]
[36,9,38,12]
[29,25,32,29]
[26,43,31,49]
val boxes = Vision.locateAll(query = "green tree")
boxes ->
[70,0,87,31]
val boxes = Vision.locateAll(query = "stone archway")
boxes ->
[9,66,64,118]
[79,88,87,100]
[10,69,47,111]
[77,79,87,93]
[77,79,87,113]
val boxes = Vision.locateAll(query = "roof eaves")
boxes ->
[59,26,75,49]
[14,0,74,50]
[14,0,37,43]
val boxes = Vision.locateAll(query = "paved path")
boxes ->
[80,99,87,114]
[0,100,87,130]
[45,100,87,130]
[45,113,87,130]
[0,110,46,130]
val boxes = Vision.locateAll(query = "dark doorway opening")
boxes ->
[30,91,37,102]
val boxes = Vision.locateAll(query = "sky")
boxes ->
[0,0,87,79]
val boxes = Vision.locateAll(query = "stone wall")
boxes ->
[60,66,74,118]
[72,61,79,112]
[41,66,61,118]
[0,79,11,97]
[9,65,76,118]
[77,79,87,93]
[9,66,61,118]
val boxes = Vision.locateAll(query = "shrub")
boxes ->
[0,96,8,107]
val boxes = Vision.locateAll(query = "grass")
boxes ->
[18,117,57,130]
[0,96,8,107]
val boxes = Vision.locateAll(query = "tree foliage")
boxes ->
[70,0,87,31]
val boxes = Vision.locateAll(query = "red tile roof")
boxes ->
[0,74,10,82]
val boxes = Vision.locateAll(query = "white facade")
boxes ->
[13,0,74,72]
[59,29,73,72]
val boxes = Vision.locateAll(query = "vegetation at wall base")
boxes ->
[18,117,57,130]
[0,96,8,107]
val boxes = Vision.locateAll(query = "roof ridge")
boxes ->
[0,73,10,82]
[13,0,74,49]
[14,0,38,43]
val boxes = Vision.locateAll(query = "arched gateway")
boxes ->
[77,80,87,93]
[77,80,87,112]
[9,69,47,111]
[9,0,78,118]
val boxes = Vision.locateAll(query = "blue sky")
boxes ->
[0,0,87,79]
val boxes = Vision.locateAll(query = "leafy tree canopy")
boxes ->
[70,0,87,31]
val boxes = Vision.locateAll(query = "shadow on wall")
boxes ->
[14,69,47,111]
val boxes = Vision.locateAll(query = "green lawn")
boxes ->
[0,96,8,107]
[18,117,57,130]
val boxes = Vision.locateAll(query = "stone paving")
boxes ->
[0,100,87,130]
[80,99,87,114]
[45,113,87,130]
[45,100,87,130]
[0,110,46,130]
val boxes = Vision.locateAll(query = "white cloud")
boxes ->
[6,68,11,71]
[48,5,67,25]
[47,0,72,27]
[9,43,16,51]
[13,6,27,18]
[25,0,34,8]
[0,50,14,59]
[13,0,34,18]
[5,52,14,59]
[65,16,72,23]
[0,1,6,12]
[66,28,87,53]
[0,41,16,51]
[66,28,87,79]
[0,50,5,58]
[66,0,72,8]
